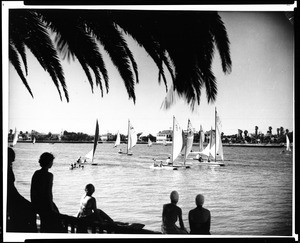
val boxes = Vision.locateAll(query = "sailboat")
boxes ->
[286,134,292,152]
[32,137,36,144]
[150,116,190,170]
[83,119,99,165]
[114,131,121,148]
[181,119,194,165]
[126,120,137,155]
[116,120,137,155]
[199,125,205,152]
[10,128,18,147]
[192,108,225,166]
[147,138,153,147]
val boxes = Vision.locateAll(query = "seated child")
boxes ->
[77,184,114,224]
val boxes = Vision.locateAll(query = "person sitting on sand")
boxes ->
[188,194,211,235]
[162,191,187,234]
[166,156,172,165]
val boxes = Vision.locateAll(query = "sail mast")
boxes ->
[184,119,191,165]
[215,107,217,162]
[171,116,175,165]
[199,125,202,152]
[127,119,130,154]
[92,119,99,163]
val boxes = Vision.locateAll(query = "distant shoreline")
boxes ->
[11,140,286,148]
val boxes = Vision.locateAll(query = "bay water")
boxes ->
[9,142,293,236]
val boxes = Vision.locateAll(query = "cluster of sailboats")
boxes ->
[150,108,225,170]
[79,108,226,169]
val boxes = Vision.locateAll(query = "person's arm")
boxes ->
[188,210,194,232]
[162,205,166,225]
[91,197,97,213]
[47,173,54,202]
[207,211,211,232]
[178,208,185,229]
[76,196,83,217]
[48,173,59,213]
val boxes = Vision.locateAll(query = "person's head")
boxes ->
[8,147,15,165]
[39,152,55,168]
[85,184,95,196]
[170,190,179,204]
[195,194,205,207]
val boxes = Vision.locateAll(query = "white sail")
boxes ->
[183,119,194,163]
[114,131,121,147]
[84,119,99,163]
[210,109,224,161]
[211,125,224,160]
[286,135,291,151]
[84,149,94,160]
[199,125,204,152]
[171,116,183,163]
[199,128,214,157]
[148,138,153,147]
[198,118,224,161]
[32,137,36,144]
[131,129,137,148]
[127,120,137,154]
[12,128,18,147]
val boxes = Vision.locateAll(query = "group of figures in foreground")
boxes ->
[6,147,210,235]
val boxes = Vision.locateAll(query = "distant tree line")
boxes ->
[8,126,292,144]
[220,126,293,144]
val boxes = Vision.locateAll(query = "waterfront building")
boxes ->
[156,130,172,144]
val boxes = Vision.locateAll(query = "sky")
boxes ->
[4,4,295,137]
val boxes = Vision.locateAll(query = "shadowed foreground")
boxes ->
[56,214,161,234]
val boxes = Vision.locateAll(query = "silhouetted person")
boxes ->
[30,152,65,232]
[162,190,187,234]
[7,147,37,232]
[188,194,211,235]
[76,184,114,233]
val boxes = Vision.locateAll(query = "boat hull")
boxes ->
[150,164,191,170]
[197,161,225,166]
[118,152,133,156]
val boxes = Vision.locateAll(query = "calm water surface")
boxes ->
[10,143,293,236]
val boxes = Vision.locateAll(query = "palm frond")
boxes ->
[82,11,137,101]
[10,10,68,102]
[114,11,171,89]
[208,12,232,73]
[38,10,108,97]
[9,9,231,109]
[9,45,33,98]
